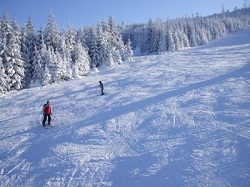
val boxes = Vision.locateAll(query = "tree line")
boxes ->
[122,7,250,55]
[0,15,133,93]
[0,7,250,93]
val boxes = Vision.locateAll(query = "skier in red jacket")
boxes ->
[42,101,52,126]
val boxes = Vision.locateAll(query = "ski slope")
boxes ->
[0,29,250,187]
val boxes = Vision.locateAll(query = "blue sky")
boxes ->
[0,0,247,29]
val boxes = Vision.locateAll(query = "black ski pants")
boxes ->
[42,114,51,126]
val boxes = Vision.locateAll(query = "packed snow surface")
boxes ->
[0,29,250,187]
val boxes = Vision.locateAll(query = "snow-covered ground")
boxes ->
[0,29,250,187]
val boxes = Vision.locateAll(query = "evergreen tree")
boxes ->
[123,39,133,61]
[141,18,154,54]
[44,13,65,83]
[115,34,126,62]
[166,28,175,52]
[107,16,119,46]
[0,15,24,90]
[56,33,70,80]
[8,19,25,89]
[0,55,10,93]
[107,16,127,64]
[47,47,61,83]
[36,28,45,80]
[0,13,12,91]
[64,28,76,51]
[30,45,43,85]
[71,41,90,78]
[21,17,36,86]
[172,29,181,51]
[64,28,77,79]
[157,25,167,54]
[87,27,99,68]
[76,28,88,50]
[37,28,52,85]
[152,19,162,53]
[44,13,61,52]
[96,21,109,67]
[41,65,51,86]
[110,47,122,65]
[186,19,197,47]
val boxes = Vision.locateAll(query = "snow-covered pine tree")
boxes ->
[141,18,154,54]
[64,28,76,52]
[41,65,51,86]
[180,29,190,48]
[151,18,162,54]
[166,28,175,52]
[87,27,100,68]
[171,28,181,51]
[107,16,119,46]
[36,29,53,85]
[5,19,25,90]
[76,28,88,50]
[30,45,43,86]
[107,16,128,64]
[0,13,12,91]
[123,38,133,61]
[71,40,90,78]
[96,20,109,67]
[157,25,167,54]
[44,13,66,83]
[47,47,61,83]
[110,47,122,65]
[21,17,36,87]
[115,34,126,62]
[186,19,197,47]
[100,19,109,33]
[44,47,57,83]
[44,13,61,53]
[0,55,10,93]
[64,28,78,79]
[36,27,49,85]
[106,50,115,67]
[56,33,71,80]
[177,19,190,48]
[196,27,208,46]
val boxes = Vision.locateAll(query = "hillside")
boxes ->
[0,29,250,187]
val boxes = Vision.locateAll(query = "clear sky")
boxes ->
[0,0,247,29]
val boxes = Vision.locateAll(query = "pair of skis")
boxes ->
[97,92,106,96]
[43,124,54,129]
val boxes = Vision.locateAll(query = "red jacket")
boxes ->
[43,104,52,114]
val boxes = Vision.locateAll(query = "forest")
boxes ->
[122,7,250,54]
[0,7,250,93]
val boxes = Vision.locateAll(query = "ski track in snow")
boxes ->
[0,29,250,187]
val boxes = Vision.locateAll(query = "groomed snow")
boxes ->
[0,29,250,187]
